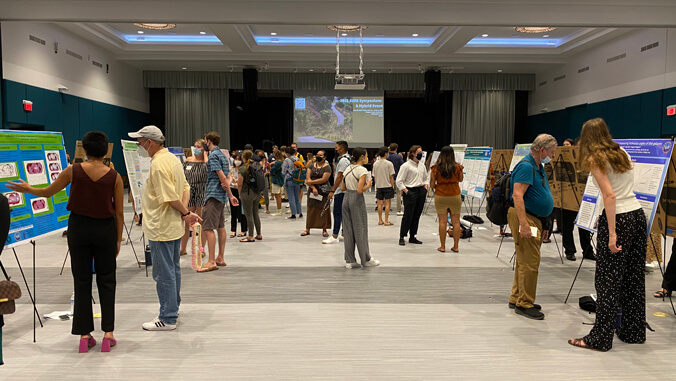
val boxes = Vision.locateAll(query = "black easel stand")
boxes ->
[565,232,598,304]
[10,241,43,342]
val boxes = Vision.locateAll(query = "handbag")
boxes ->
[0,280,21,315]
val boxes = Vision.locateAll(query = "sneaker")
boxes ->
[285,209,291,214]
[397,211,404,216]
[142,317,177,331]
[323,236,340,244]
[409,237,423,244]
[645,261,657,272]
[515,306,545,320]
[339,234,344,241]
[276,210,282,215]
[299,213,303,218]
[364,258,380,267]
[345,262,361,269]
[284,203,290,208]
[286,215,296,220]
[399,238,406,246]
[509,303,541,310]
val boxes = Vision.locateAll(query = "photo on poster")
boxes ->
[50,171,61,182]
[31,197,49,214]
[48,162,62,172]
[4,191,25,208]
[23,160,49,185]
[45,151,61,162]
[0,162,19,180]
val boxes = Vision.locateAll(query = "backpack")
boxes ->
[291,159,306,184]
[486,160,537,226]
[246,162,266,194]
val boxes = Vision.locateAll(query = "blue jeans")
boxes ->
[149,238,181,325]
[285,179,302,215]
[332,192,345,237]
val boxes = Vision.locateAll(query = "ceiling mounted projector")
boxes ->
[335,74,365,90]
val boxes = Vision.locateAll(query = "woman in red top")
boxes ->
[8,131,124,353]
[430,145,464,253]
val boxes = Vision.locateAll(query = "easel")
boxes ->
[564,232,596,304]
[2,241,43,343]
[656,144,676,315]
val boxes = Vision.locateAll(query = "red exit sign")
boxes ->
[668,104,676,116]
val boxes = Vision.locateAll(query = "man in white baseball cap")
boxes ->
[128,125,200,331]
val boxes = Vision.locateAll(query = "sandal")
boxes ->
[255,235,263,240]
[229,233,236,238]
[378,222,384,226]
[237,232,247,237]
[240,238,255,243]
[197,265,218,273]
[450,248,459,253]
[437,248,445,253]
[322,231,329,237]
[654,289,672,298]
[568,338,594,350]
[301,231,310,237]
[384,222,394,226]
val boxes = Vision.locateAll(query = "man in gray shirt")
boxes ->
[373,146,396,226]
[323,141,350,244]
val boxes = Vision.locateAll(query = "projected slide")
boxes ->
[294,91,384,148]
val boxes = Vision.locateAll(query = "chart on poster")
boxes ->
[461,147,493,199]
[575,139,673,234]
[122,140,151,214]
[0,130,71,248]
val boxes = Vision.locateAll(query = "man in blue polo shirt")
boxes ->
[508,134,556,321]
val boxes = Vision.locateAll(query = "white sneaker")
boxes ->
[339,234,344,241]
[322,236,340,244]
[142,317,177,331]
[345,262,361,269]
[284,203,290,208]
[285,209,292,214]
[364,258,380,267]
[645,261,657,272]
[397,211,404,216]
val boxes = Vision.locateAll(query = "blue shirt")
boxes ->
[387,152,404,179]
[205,147,230,203]
[282,155,298,181]
[509,154,553,217]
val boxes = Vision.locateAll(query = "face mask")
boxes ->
[191,147,202,156]
[416,152,423,161]
[234,160,242,166]
[316,156,324,162]
[542,156,552,165]
[138,140,150,158]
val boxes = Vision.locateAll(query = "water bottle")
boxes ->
[70,292,75,316]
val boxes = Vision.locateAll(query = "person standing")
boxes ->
[255,149,271,214]
[396,145,429,246]
[200,132,239,272]
[8,131,124,350]
[387,143,405,216]
[569,118,647,351]
[341,148,380,269]
[508,134,557,321]
[238,150,263,242]
[180,139,208,256]
[323,141,351,244]
[291,142,306,205]
[302,150,332,237]
[128,126,200,330]
[269,149,285,215]
[282,147,303,219]
[228,151,248,237]
[430,145,464,253]
[373,146,396,226]
[654,239,676,298]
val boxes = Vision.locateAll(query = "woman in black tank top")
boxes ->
[7,131,124,353]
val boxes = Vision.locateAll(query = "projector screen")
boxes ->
[293,91,384,148]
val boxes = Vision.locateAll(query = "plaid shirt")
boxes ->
[205,147,230,203]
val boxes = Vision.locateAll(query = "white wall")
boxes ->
[1,22,148,112]
[529,28,676,116]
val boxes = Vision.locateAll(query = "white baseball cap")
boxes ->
[128,125,165,141]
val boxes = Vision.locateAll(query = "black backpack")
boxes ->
[486,160,537,226]
[246,162,266,194]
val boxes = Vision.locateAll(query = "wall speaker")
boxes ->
[424,69,441,103]
[243,68,258,103]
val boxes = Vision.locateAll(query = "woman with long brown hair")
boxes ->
[237,150,263,242]
[430,145,464,253]
[569,118,647,352]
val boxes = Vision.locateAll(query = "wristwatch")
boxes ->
[181,211,190,217]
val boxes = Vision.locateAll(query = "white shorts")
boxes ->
[271,183,283,194]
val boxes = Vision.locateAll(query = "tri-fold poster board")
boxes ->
[1,130,71,248]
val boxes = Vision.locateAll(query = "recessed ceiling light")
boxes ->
[543,35,549,38]
[309,69,314,72]
[137,31,144,34]
[372,69,376,72]
[182,67,187,70]
[497,69,503,73]
[200,31,206,35]
[341,33,348,36]
[412,33,419,37]
[482,34,488,37]
[133,23,177,30]
[271,32,277,36]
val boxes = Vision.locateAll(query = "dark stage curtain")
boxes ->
[228,90,293,151]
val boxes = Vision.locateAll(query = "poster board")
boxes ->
[1,130,71,248]
[509,144,532,171]
[461,147,493,199]
[451,144,467,165]
[543,146,586,211]
[184,148,192,158]
[121,140,151,214]
[653,147,676,237]
[576,139,673,234]
[487,149,514,191]
[168,147,186,164]
[73,140,114,166]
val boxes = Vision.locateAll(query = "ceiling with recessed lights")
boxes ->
[1,0,675,74]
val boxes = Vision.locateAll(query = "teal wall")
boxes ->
[1,79,149,176]
[525,87,676,143]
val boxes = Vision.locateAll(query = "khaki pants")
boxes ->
[395,187,402,213]
[507,207,543,308]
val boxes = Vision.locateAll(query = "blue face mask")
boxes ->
[191,147,202,156]
[542,156,552,165]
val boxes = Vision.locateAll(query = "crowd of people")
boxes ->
[5,118,675,354]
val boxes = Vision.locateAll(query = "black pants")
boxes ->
[400,186,427,239]
[561,208,594,257]
[583,209,646,351]
[230,188,247,233]
[67,213,117,335]
[662,240,676,291]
